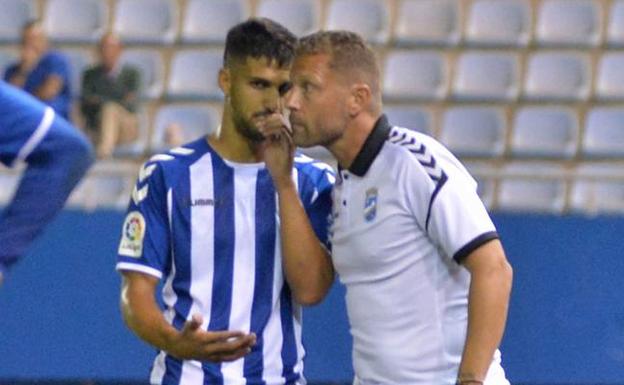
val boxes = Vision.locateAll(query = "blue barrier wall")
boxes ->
[0,210,622,383]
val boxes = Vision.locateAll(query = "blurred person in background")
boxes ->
[260,30,513,385]
[116,18,333,384]
[81,32,141,159]
[4,20,72,121]
[0,81,93,285]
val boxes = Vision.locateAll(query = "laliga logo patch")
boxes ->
[119,211,146,258]
[364,188,378,222]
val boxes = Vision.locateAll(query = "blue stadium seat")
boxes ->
[166,50,223,101]
[536,0,602,47]
[583,107,624,158]
[570,163,624,214]
[44,0,107,44]
[325,0,390,44]
[118,49,165,100]
[595,53,624,101]
[113,0,178,44]
[452,52,519,101]
[607,0,624,47]
[523,52,590,101]
[382,50,448,101]
[465,0,531,47]
[385,105,432,135]
[60,48,95,97]
[0,0,35,43]
[394,0,459,47]
[511,106,579,158]
[180,0,248,44]
[256,0,319,37]
[151,104,221,153]
[497,162,566,213]
[440,107,506,158]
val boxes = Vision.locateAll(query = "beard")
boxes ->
[231,107,266,143]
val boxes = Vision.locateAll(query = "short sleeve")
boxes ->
[402,140,497,264]
[116,161,171,279]
[296,158,335,249]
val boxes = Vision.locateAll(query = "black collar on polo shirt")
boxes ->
[347,114,391,177]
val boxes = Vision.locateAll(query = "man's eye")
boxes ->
[279,82,292,96]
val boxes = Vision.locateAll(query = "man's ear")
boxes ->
[218,67,231,98]
[347,83,372,117]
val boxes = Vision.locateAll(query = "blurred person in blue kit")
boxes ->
[0,81,93,285]
[4,20,72,120]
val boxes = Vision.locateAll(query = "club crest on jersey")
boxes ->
[118,211,145,258]
[364,188,378,222]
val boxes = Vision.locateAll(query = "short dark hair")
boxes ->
[297,30,380,95]
[224,18,297,68]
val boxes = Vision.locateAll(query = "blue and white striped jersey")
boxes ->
[116,137,334,385]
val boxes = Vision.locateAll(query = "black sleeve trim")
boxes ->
[453,231,499,264]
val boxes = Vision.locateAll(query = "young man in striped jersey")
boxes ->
[0,81,94,285]
[280,31,513,385]
[117,19,334,385]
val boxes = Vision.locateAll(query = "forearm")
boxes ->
[277,181,334,305]
[120,277,178,352]
[458,262,513,381]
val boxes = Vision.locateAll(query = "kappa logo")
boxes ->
[364,187,378,222]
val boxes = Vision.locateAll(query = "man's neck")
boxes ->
[208,110,263,163]
[328,113,379,171]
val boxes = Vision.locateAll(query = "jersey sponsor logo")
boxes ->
[190,198,215,207]
[118,211,146,258]
[364,188,378,222]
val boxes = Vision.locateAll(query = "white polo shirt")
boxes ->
[330,115,509,385]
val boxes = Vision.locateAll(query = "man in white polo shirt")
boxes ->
[275,30,514,385]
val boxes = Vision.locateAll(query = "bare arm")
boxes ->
[34,74,64,101]
[260,114,334,306]
[457,239,513,384]
[120,271,256,361]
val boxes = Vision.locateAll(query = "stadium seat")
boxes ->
[607,0,624,47]
[113,0,178,44]
[166,50,223,101]
[0,0,35,43]
[523,52,590,101]
[118,49,165,100]
[511,106,579,158]
[439,107,506,158]
[0,48,17,75]
[0,171,19,205]
[465,0,531,47]
[394,0,460,47]
[151,104,221,153]
[583,107,624,158]
[497,162,566,213]
[382,51,448,101]
[325,0,390,44]
[111,111,149,158]
[536,0,602,47]
[256,0,319,37]
[595,53,624,100]
[60,48,95,97]
[570,163,624,214]
[68,172,133,209]
[44,0,107,44]
[385,105,432,135]
[180,0,248,44]
[452,52,519,101]
[462,161,497,209]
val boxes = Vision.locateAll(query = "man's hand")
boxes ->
[258,111,295,191]
[166,313,256,362]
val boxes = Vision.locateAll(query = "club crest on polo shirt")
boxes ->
[119,211,146,258]
[364,188,378,222]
